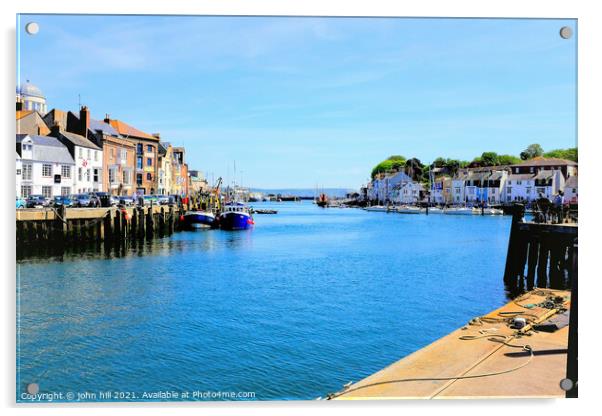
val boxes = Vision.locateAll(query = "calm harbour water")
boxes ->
[17,201,512,401]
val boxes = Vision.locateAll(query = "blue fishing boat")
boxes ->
[218,202,254,230]
[184,210,216,228]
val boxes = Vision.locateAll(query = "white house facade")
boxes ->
[563,175,578,203]
[16,134,75,198]
[50,129,103,193]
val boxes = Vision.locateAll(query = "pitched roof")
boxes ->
[108,119,156,140]
[16,134,75,164]
[16,110,33,120]
[511,157,577,167]
[508,173,535,181]
[534,170,556,180]
[57,130,101,150]
[69,112,120,137]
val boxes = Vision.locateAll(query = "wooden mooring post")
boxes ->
[503,204,577,292]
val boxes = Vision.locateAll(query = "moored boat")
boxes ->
[184,210,216,228]
[426,207,444,214]
[444,207,473,215]
[364,205,388,212]
[219,202,254,230]
[396,205,424,214]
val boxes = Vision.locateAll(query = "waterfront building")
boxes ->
[157,141,174,195]
[16,134,75,198]
[430,176,452,204]
[189,170,209,194]
[105,117,159,195]
[451,171,468,205]
[503,173,535,203]
[16,81,47,115]
[67,107,136,196]
[509,157,577,179]
[171,147,189,196]
[483,170,508,205]
[16,108,50,136]
[563,175,578,203]
[49,125,103,193]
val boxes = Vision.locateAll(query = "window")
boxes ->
[147,173,152,181]
[507,187,512,194]
[137,144,143,154]
[526,187,531,194]
[120,149,127,160]
[21,185,32,198]
[572,188,577,193]
[111,148,115,158]
[61,165,71,178]
[136,174,143,186]
[109,167,117,184]
[146,157,152,167]
[21,164,31,180]
[93,169,99,183]
[42,164,52,177]
[455,188,461,194]
[516,180,522,185]
[87,149,91,159]
[94,150,98,161]
[123,170,131,185]
[85,169,91,181]
[147,145,153,153]
[42,186,52,198]
[137,156,143,169]
[79,148,83,158]
[61,187,70,196]
[16,169,21,176]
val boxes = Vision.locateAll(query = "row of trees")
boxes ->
[370,143,578,180]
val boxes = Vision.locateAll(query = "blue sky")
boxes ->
[17,15,576,188]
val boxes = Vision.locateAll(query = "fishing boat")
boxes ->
[316,193,329,208]
[184,210,216,228]
[219,202,254,230]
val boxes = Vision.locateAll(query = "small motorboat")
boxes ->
[396,205,424,214]
[444,207,474,215]
[426,207,444,214]
[364,206,388,212]
[183,210,216,228]
[219,202,254,230]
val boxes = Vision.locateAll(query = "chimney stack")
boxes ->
[152,133,161,140]
[79,105,90,138]
[50,121,61,136]
[104,114,110,124]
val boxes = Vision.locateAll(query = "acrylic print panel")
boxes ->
[16,14,577,402]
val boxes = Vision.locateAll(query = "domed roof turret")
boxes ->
[17,80,45,99]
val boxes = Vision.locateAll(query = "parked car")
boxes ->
[71,194,92,207]
[109,195,120,206]
[119,195,135,206]
[142,195,158,206]
[157,195,170,205]
[87,192,102,207]
[26,194,49,208]
[52,195,73,207]
[91,192,112,207]
[16,197,26,209]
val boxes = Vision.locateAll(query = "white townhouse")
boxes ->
[563,175,578,203]
[16,134,75,198]
[16,152,22,197]
[392,181,423,204]
[503,173,535,203]
[533,169,565,200]
[50,127,103,194]
[483,170,508,205]
[451,171,468,205]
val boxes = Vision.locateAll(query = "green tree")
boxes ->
[543,148,578,162]
[497,154,521,165]
[371,155,407,179]
[520,143,544,160]
[480,152,499,167]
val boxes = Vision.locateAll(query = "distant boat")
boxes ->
[427,207,444,214]
[316,193,329,208]
[480,207,504,215]
[219,202,254,230]
[184,210,216,228]
[364,206,388,212]
[444,207,474,215]
[396,205,424,214]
